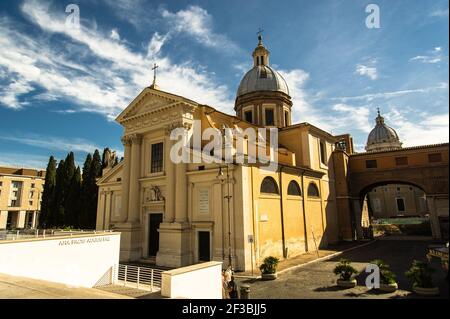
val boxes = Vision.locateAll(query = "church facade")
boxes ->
[96,36,355,271]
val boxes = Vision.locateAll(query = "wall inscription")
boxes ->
[198,188,210,214]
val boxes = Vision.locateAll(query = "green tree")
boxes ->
[52,159,66,227]
[39,156,57,228]
[79,154,92,228]
[87,149,102,228]
[65,166,81,228]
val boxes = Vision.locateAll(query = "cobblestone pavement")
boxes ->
[237,240,449,299]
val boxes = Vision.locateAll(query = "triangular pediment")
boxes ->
[97,162,123,185]
[116,88,198,123]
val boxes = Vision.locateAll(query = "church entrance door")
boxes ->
[198,231,211,261]
[148,213,162,256]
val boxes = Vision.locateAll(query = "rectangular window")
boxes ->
[396,198,405,212]
[244,110,253,123]
[29,200,33,206]
[395,157,408,166]
[31,183,35,188]
[428,153,442,163]
[319,141,326,165]
[365,159,377,168]
[265,109,274,126]
[151,142,164,173]
[12,181,20,188]
[10,200,17,207]
[0,181,3,187]
[284,111,289,126]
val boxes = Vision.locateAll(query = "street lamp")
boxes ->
[217,165,233,270]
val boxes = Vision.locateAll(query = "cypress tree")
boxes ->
[52,159,66,227]
[39,156,57,228]
[101,147,109,169]
[63,152,76,227]
[80,154,92,228]
[65,166,81,228]
[87,149,102,228]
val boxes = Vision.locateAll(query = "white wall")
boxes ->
[161,261,222,299]
[0,233,121,288]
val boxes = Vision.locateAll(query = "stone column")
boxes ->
[164,130,175,223]
[175,162,187,222]
[127,134,142,223]
[427,196,441,239]
[120,136,132,223]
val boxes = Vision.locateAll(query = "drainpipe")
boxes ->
[301,172,308,252]
[279,166,287,258]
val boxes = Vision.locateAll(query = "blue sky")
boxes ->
[0,0,448,169]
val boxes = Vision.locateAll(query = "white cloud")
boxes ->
[332,103,372,133]
[110,28,120,41]
[0,152,50,170]
[409,47,446,64]
[0,77,34,109]
[330,83,448,102]
[160,5,239,53]
[355,64,378,80]
[430,8,449,17]
[0,0,236,118]
[385,109,449,147]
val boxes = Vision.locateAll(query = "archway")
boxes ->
[354,181,433,239]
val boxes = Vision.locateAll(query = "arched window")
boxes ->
[287,181,301,196]
[307,183,320,197]
[260,177,279,195]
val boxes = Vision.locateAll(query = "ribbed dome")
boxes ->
[366,111,402,152]
[237,65,289,97]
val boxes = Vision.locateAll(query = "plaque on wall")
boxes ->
[198,188,210,215]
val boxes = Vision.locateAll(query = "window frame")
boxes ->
[307,182,320,198]
[150,141,164,174]
[260,176,280,195]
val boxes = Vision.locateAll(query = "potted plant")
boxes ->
[405,260,439,296]
[259,256,280,280]
[333,259,358,288]
[370,259,398,292]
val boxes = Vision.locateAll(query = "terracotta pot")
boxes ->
[379,282,398,293]
[337,278,357,288]
[413,285,440,296]
[261,273,277,280]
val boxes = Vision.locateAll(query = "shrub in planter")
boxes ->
[370,259,398,292]
[333,259,358,288]
[405,260,439,296]
[259,256,280,280]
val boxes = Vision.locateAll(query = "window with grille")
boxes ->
[428,153,442,163]
[265,109,274,126]
[260,177,279,194]
[151,142,164,173]
[287,181,301,196]
[307,183,320,197]
[365,160,377,168]
[244,110,253,123]
[395,157,408,166]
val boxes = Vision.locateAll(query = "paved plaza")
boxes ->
[237,239,449,299]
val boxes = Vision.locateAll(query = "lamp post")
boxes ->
[217,165,233,269]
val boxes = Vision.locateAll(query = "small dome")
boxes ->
[237,65,289,97]
[366,110,402,152]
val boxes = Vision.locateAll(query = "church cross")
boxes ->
[152,63,159,84]
[256,27,264,43]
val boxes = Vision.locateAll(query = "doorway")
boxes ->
[148,213,163,256]
[198,231,211,262]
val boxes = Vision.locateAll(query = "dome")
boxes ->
[366,110,402,152]
[237,65,290,97]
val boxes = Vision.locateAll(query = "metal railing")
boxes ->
[116,264,163,292]
[0,229,114,241]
